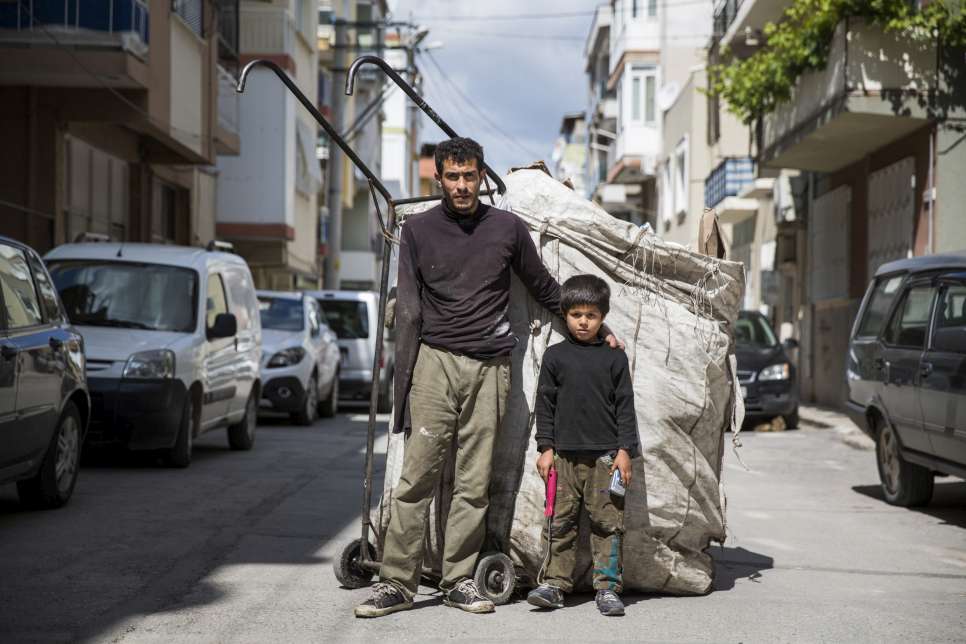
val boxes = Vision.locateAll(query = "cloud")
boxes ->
[392,0,594,176]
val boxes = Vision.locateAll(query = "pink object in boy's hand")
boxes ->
[544,468,557,517]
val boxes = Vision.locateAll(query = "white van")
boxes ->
[45,242,262,467]
[307,290,394,413]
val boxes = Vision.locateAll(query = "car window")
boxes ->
[0,244,43,329]
[734,313,777,347]
[257,297,304,331]
[932,283,966,354]
[207,273,229,328]
[318,299,369,339]
[49,260,197,332]
[883,285,936,349]
[856,275,904,337]
[224,266,257,332]
[28,252,62,323]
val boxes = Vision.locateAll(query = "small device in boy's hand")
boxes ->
[609,469,626,497]
[545,468,558,517]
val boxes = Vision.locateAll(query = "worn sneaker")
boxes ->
[354,582,413,618]
[443,579,495,613]
[595,589,625,616]
[527,584,564,609]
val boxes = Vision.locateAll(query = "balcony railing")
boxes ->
[217,0,239,74]
[173,0,203,37]
[240,5,295,57]
[713,0,742,37]
[0,0,150,48]
[704,157,755,208]
[217,64,239,136]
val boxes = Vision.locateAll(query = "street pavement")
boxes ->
[1,407,964,643]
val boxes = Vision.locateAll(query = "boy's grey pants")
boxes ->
[379,344,510,599]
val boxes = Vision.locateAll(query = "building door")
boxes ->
[867,157,914,279]
[65,135,129,242]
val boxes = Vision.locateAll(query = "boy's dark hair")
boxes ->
[434,137,484,174]
[560,274,610,317]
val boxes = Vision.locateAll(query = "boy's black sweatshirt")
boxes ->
[534,334,639,454]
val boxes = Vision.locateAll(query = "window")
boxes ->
[883,285,935,349]
[153,181,183,245]
[49,261,198,333]
[735,313,778,347]
[661,162,673,225]
[856,275,904,337]
[206,274,229,329]
[629,66,657,125]
[258,297,305,332]
[173,0,204,38]
[27,252,62,324]
[632,0,638,17]
[65,135,129,243]
[933,283,966,354]
[0,244,43,329]
[647,0,657,17]
[674,138,688,216]
[318,299,369,339]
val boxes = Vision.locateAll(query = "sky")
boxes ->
[389,0,598,176]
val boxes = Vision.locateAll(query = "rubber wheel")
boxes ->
[876,419,933,506]
[473,552,515,605]
[376,371,393,415]
[334,538,376,589]
[319,371,339,418]
[783,406,800,430]
[18,402,82,509]
[292,375,318,426]
[228,392,257,451]
[164,395,194,468]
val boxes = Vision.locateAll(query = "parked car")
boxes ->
[0,236,89,508]
[846,252,966,506]
[735,310,800,428]
[256,291,340,424]
[308,290,394,413]
[45,242,262,468]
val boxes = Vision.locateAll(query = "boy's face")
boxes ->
[566,304,604,342]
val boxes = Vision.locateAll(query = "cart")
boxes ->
[236,56,518,604]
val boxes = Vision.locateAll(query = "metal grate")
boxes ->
[172,0,203,38]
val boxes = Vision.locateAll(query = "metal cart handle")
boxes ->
[345,55,508,196]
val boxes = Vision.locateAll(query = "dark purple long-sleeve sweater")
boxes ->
[391,200,560,432]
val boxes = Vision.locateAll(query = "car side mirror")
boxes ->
[208,313,237,340]
[783,337,800,350]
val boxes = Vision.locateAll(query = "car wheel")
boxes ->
[376,370,393,415]
[292,374,319,426]
[783,407,799,429]
[876,419,933,506]
[319,371,339,418]
[17,402,82,509]
[164,395,194,468]
[228,392,257,451]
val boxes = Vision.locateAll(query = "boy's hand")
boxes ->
[536,449,555,483]
[610,449,633,486]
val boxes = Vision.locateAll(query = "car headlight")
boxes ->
[267,347,306,368]
[758,363,791,381]
[123,349,175,379]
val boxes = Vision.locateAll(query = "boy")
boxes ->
[527,274,639,617]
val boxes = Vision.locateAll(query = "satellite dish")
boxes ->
[657,82,680,112]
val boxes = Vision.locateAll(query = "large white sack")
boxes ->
[378,168,745,595]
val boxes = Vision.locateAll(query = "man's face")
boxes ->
[436,157,484,215]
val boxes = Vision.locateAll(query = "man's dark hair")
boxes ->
[434,137,484,174]
[560,274,610,317]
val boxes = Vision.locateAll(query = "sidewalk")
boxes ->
[798,404,875,451]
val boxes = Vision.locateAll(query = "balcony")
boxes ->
[760,19,939,172]
[705,157,754,208]
[215,64,241,155]
[713,0,743,39]
[217,0,240,74]
[715,0,788,54]
[0,0,150,87]
[240,4,296,58]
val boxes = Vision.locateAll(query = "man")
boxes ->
[355,138,619,618]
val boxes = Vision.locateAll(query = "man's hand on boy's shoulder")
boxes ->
[536,448,555,482]
[600,324,625,350]
[610,448,632,485]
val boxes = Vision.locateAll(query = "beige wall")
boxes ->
[169,18,206,156]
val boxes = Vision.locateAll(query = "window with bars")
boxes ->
[173,0,204,38]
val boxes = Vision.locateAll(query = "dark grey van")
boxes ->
[846,252,966,506]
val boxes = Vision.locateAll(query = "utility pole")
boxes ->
[324,15,348,289]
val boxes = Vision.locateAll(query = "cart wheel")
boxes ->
[473,552,515,605]
[334,538,376,589]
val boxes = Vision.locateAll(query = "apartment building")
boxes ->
[0,0,240,253]
[214,0,320,290]
[714,0,966,408]
[551,113,588,195]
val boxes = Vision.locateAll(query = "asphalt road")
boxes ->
[1,408,964,643]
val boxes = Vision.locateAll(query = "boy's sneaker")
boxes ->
[527,584,564,609]
[443,579,495,613]
[354,583,413,618]
[595,589,625,616]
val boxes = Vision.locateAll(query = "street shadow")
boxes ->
[852,482,966,529]
[710,544,775,590]
[0,412,385,642]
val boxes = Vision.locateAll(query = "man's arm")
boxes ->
[510,216,560,315]
[390,223,423,433]
[534,354,558,452]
